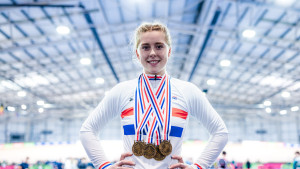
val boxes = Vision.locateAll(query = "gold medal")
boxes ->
[132,141,145,156]
[143,143,156,159]
[159,140,172,156]
[154,145,166,161]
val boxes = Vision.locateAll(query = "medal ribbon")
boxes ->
[142,73,171,142]
[164,76,172,140]
[134,74,166,141]
[142,74,165,127]
[148,84,166,144]
[135,76,152,141]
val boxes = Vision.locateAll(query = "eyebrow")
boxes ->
[140,42,165,46]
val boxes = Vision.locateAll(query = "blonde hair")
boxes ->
[133,22,172,50]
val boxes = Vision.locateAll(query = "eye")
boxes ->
[141,45,150,50]
[156,44,164,49]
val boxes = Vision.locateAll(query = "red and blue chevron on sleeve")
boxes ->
[99,161,112,169]
[194,163,203,169]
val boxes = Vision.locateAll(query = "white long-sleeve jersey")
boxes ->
[80,76,228,169]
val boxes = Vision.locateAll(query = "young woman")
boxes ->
[80,22,228,169]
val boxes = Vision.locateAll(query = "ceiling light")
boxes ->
[80,58,91,65]
[43,104,53,108]
[291,106,299,112]
[207,79,216,86]
[263,100,271,106]
[21,104,27,110]
[38,108,44,113]
[281,91,290,98]
[17,91,27,97]
[275,0,295,7]
[7,106,15,112]
[56,25,70,35]
[265,107,271,113]
[95,77,105,84]
[242,29,256,38]
[279,110,287,115]
[37,100,44,106]
[220,59,231,67]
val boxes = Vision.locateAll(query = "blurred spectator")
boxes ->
[246,160,251,169]
[53,160,63,169]
[77,158,87,169]
[218,151,231,169]
[294,151,300,169]
[231,160,237,169]
[86,162,94,169]
[20,157,29,169]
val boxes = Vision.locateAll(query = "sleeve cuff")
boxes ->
[98,161,112,169]
[194,163,203,169]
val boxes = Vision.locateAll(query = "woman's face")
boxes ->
[136,31,171,75]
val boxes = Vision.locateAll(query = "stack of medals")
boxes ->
[132,73,173,161]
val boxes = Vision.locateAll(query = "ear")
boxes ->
[136,49,140,59]
[168,48,171,58]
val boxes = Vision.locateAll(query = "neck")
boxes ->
[144,71,166,76]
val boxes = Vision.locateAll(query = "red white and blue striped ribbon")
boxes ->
[142,73,172,143]
[164,76,171,140]
[142,75,164,144]
[142,74,165,127]
[147,91,165,143]
[138,75,165,142]
[148,85,166,144]
[134,74,166,142]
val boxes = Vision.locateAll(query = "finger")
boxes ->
[117,160,135,166]
[169,163,186,169]
[120,152,133,160]
[171,155,184,163]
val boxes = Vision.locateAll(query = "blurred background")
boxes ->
[0,0,299,168]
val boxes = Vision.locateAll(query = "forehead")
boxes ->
[139,31,167,44]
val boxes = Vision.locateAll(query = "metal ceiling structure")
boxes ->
[0,0,300,143]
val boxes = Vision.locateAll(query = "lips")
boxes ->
[147,60,160,66]
[148,60,159,63]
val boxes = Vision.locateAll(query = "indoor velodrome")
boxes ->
[0,0,300,169]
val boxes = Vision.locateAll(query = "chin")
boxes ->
[145,67,164,75]
[150,71,163,75]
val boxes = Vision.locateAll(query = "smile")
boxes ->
[147,60,160,64]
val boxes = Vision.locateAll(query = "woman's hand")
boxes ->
[169,155,194,169]
[107,152,135,169]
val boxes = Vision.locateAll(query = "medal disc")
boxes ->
[159,140,172,156]
[132,141,145,156]
[143,143,156,159]
[154,145,166,161]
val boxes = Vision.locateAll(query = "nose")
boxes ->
[149,48,156,56]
